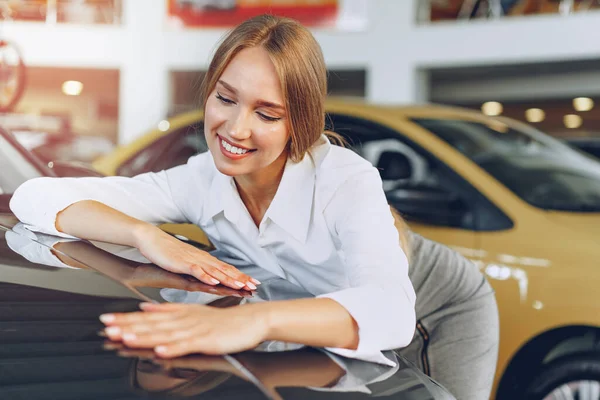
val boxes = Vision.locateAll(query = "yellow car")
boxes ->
[94,101,600,399]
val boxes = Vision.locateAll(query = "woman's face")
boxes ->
[204,46,290,178]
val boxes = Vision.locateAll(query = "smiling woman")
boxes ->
[9,14,415,369]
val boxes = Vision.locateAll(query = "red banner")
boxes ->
[167,0,339,28]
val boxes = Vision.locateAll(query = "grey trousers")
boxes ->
[396,233,500,400]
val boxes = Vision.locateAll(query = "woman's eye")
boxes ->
[216,93,235,104]
[257,112,281,122]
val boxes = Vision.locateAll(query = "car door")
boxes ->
[327,113,509,260]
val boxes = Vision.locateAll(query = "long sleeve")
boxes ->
[319,167,416,366]
[9,154,209,239]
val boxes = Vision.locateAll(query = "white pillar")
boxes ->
[118,0,169,144]
[366,0,423,104]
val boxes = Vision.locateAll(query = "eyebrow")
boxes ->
[217,80,285,111]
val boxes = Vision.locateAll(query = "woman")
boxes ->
[10,15,415,366]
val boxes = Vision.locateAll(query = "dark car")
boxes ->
[0,214,455,400]
[564,137,600,159]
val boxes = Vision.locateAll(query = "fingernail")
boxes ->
[139,302,152,310]
[246,282,257,290]
[210,278,220,285]
[99,314,115,324]
[155,346,168,354]
[106,326,121,336]
[234,281,245,288]
[250,278,261,285]
[123,333,137,341]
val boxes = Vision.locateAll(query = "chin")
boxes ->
[213,160,243,177]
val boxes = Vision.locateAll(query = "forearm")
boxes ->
[56,200,156,247]
[250,298,359,350]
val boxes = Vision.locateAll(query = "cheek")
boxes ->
[204,98,227,128]
[254,125,289,153]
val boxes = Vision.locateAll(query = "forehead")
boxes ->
[219,47,283,101]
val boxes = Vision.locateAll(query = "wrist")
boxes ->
[131,222,161,248]
[245,302,276,343]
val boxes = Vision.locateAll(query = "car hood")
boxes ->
[0,214,454,400]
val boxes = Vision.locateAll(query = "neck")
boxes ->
[234,151,288,226]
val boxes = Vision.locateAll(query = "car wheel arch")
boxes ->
[497,325,600,398]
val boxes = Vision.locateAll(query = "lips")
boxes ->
[217,135,256,159]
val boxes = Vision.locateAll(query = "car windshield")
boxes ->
[0,130,44,194]
[412,118,600,212]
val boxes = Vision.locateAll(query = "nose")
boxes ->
[226,108,252,141]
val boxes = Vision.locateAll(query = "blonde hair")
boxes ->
[390,206,412,262]
[199,14,344,162]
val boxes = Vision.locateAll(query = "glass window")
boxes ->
[414,118,600,212]
[0,132,44,194]
[327,114,512,230]
[117,123,207,177]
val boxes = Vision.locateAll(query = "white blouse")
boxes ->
[9,135,416,366]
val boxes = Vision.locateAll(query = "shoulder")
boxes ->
[163,151,217,193]
[310,138,381,208]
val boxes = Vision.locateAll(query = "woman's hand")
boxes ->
[124,264,253,298]
[100,302,270,358]
[134,225,259,291]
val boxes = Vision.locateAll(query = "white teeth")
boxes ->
[221,139,248,155]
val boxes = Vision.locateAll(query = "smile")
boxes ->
[217,135,256,160]
[221,139,249,154]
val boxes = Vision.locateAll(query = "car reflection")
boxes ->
[1,223,456,399]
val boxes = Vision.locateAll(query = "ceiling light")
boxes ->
[573,97,594,112]
[62,80,83,96]
[481,101,503,116]
[563,114,582,129]
[157,120,170,132]
[525,108,545,123]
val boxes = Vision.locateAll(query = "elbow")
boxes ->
[10,177,55,223]
[383,286,416,350]
[9,178,39,219]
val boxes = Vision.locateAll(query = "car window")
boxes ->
[0,132,44,194]
[118,123,207,177]
[413,118,600,212]
[326,114,512,231]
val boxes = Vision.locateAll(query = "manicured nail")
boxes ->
[155,346,168,354]
[139,302,152,310]
[246,282,257,290]
[99,314,115,324]
[250,278,261,285]
[234,281,245,288]
[210,278,220,285]
[106,326,121,336]
[123,333,137,341]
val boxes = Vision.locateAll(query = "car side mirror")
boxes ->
[377,151,412,180]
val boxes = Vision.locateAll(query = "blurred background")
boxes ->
[4,0,600,155]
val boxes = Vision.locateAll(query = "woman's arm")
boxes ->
[10,163,194,240]
[259,297,359,350]
[9,156,259,290]
[55,199,155,247]
[99,297,358,358]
